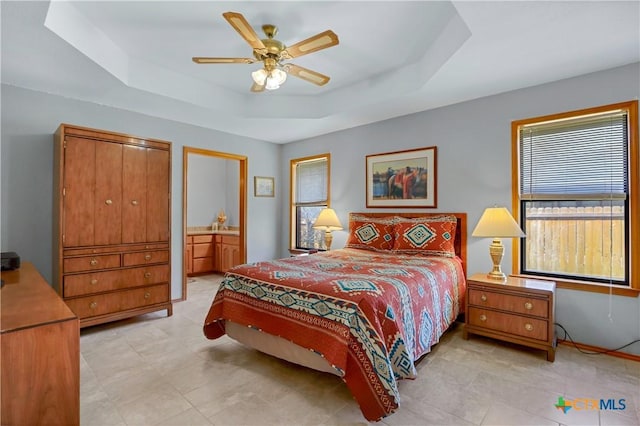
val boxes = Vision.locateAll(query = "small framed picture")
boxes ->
[254,176,275,197]
[366,146,437,208]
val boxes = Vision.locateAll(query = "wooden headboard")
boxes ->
[352,212,467,275]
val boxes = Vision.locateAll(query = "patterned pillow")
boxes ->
[392,215,457,257]
[345,214,395,252]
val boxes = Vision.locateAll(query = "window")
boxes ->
[290,154,330,250]
[512,101,638,292]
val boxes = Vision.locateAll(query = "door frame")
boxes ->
[182,146,247,300]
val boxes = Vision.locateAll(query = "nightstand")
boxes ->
[463,273,556,362]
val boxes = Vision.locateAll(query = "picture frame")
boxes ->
[254,176,275,197]
[366,146,437,208]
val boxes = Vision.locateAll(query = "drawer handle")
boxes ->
[144,254,152,261]
[89,301,97,309]
[90,258,98,266]
[131,200,139,206]
[480,294,487,302]
[144,272,152,278]
[144,292,151,299]
[105,199,113,205]
[90,279,98,285]
[479,314,487,322]
[524,302,533,310]
[524,323,533,331]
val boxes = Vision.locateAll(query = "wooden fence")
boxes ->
[525,206,625,280]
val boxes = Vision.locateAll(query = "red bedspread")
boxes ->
[203,248,466,421]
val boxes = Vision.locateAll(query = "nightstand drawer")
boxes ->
[467,307,548,341]
[468,288,549,318]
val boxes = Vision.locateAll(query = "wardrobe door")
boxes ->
[94,141,123,245]
[146,148,170,242]
[122,145,147,243]
[63,137,95,247]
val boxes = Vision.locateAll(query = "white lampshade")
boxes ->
[313,208,343,231]
[472,207,525,238]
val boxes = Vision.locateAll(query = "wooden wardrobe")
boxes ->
[53,124,173,328]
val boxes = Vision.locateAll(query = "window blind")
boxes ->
[295,158,328,205]
[519,112,628,199]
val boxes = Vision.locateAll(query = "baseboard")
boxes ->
[558,340,640,362]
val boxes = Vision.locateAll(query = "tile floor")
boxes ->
[80,274,639,426]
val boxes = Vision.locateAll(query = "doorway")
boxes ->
[182,146,247,300]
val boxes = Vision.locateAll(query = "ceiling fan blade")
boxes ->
[285,64,330,86]
[222,12,266,51]
[192,57,255,64]
[250,82,265,93]
[282,30,339,59]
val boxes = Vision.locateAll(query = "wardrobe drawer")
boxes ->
[63,254,120,273]
[468,288,549,318]
[123,250,169,266]
[467,307,548,341]
[63,265,169,297]
[65,284,169,319]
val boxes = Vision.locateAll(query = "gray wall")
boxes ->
[1,62,638,355]
[0,84,282,299]
[281,62,640,355]
[187,154,239,227]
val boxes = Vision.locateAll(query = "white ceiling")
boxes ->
[2,1,639,143]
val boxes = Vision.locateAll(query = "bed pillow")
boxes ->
[345,214,396,252]
[392,215,457,257]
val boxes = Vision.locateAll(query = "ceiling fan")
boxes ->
[193,12,339,92]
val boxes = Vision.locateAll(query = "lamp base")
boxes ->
[486,270,507,281]
[487,237,506,281]
[324,231,333,251]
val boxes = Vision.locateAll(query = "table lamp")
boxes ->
[472,206,525,281]
[313,208,343,250]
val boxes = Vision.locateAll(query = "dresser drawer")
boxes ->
[193,243,213,258]
[63,254,120,273]
[468,288,549,318]
[122,250,169,266]
[221,235,239,245]
[63,265,169,297]
[193,258,214,273]
[467,307,548,341]
[192,235,214,244]
[65,284,169,319]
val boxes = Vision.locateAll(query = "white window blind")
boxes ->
[519,111,629,199]
[295,158,328,205]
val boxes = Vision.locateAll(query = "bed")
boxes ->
[203,212,467,421]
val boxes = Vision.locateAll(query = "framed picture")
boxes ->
[366,146,437,208]
[254,176,275,197]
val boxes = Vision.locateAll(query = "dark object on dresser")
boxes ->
[1,252,20,271]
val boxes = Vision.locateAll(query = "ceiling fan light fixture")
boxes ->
[252,67,287,90]
[265,68,287,90]
[251,68,268,85]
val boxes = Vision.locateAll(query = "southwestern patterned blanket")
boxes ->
[203,248,466,421]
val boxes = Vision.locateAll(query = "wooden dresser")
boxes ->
[1,262,80,425]
[463,273,556,361]
[186,231,240,275]
[53,124,172,328]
